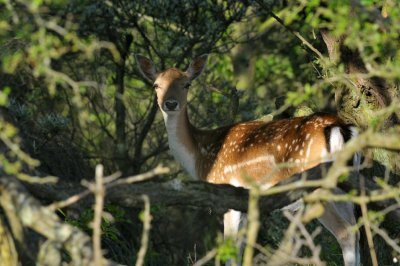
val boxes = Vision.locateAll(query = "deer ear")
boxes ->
[186,54,208,80]
[135,54,157,81]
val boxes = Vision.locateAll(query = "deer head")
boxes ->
[135,54,208,115]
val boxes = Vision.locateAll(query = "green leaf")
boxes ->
[2,52,23,74]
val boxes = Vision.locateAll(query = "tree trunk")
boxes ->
[114,34,133,174]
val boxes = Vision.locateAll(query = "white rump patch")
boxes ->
[326,125,361,167]
[329,127,345,153]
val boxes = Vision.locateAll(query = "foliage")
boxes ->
[0,0,399,265]
[62,204,131,242]
[216,236,238,263]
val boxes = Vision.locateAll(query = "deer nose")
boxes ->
[164,100,179,111]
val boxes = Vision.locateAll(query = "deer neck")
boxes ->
[161,106,200,180]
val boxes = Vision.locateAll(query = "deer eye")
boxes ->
[153,84,159,90]
[184,83,191,90]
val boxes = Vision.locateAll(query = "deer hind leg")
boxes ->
[224,209,247,266]
[317,189,360,266]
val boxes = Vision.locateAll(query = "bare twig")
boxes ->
[359,175,379,266]
[371,224,400,254]
[135,195,151,266]
[266,209,324,266]
[192,248,218,266]
[323,128,400,189]
[242,188,260,266]
[93,165,105,266]
[0,130,40,168]
[113,164,169,186]
[266,209,299,266]
[48,164,169,210]
[284,211,323,265]
[48,189,92,211]
[255,1,325,61]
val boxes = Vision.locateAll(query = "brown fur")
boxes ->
[193,113,347,187]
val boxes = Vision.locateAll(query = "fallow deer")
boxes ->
[136,54,360,266]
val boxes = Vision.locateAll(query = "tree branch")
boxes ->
[0,177,118,266]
